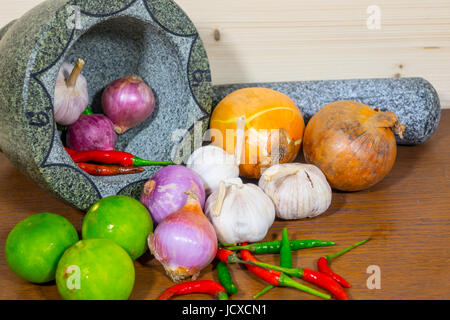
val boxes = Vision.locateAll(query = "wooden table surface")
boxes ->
[0,111,449,300]
[1,0,450,107]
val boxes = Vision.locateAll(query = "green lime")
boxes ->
[5,213,79,283]
[56,238,135,300]
[82,195,153,260]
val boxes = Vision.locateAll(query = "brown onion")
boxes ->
[303,100,405,191]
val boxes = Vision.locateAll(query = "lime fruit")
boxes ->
[82,195,152,260]
[56,238,135,300]
[5,213,79,283]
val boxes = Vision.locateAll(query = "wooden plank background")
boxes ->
[1,0,449,107]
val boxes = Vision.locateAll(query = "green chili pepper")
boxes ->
[216,261,238,295]
[280,228,293,268]
[225,239,335,254]
[254,228,293,299]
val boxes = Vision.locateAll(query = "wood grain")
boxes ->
[0,0,449,107]
[0,111,449,300]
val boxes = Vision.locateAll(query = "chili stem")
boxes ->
[253,285,273,299]
[325,238,371,261]
[278,273,331,300]
[132,157,174,167]
[82,106,94,115]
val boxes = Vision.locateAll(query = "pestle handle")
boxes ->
[212,77,441,146]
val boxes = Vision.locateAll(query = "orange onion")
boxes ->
[303,100,405,191]
[210,88,305,179]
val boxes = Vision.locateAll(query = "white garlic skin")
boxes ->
[259,163,332,220]
[204,178,275,244]
[186,145,239,195]
[54,62,88,126]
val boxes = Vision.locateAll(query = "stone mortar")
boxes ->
[0,0,212,211]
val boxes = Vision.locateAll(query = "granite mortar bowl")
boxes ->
[0,0,441,211]
[0,0,212,210]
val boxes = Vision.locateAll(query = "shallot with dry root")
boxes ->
[148,191,217,282]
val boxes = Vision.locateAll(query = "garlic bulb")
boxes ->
[205,178,275,244]
[258,163,332,220]
[187,116,245,195]
[186,145,238,195]
[54,59,89,126]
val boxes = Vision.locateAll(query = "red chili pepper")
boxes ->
[239,244,348,300]
[217,248,240,263]
[240,247,280,285]
[239,243,331,300]
[156,280,228,300]
[317,257,351,288]
[317,238,371,288]
[65,147,77,156]
[69,150,174,167]
[301,268,349,300]
[77,163,145,176]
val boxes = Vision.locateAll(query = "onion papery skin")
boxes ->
[102,75,155,134]
[140,165,206,224]
[149,198,218,282]
[303,100,404,191]
[67,114,117,151]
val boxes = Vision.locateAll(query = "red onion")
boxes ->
[148,191,217,282]
[66,114,117,151]
[102,75,155,134]
[140,165,205,224]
